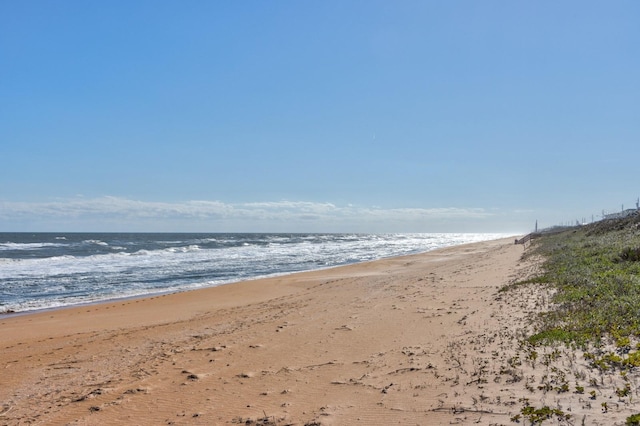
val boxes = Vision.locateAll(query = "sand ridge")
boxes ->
[2,237,633,425]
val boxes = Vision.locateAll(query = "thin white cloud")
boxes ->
[0,196,496,232]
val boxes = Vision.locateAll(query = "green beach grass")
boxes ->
[502,214,640,424]
[508,212,640,351]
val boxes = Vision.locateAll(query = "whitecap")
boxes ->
[83,240,109,246]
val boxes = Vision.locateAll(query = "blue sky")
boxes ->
[1,1,638,233]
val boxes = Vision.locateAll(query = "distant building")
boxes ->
[603,209,638,220]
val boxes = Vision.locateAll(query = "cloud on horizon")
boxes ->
[0,196,498,232]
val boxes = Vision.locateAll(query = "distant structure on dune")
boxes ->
[519,197,640,245]
[602,198,640,221]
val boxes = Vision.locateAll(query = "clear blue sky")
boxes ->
[1,1,638,233]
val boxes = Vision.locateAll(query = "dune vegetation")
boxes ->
[503,214,640,424]
[519,213,640,349]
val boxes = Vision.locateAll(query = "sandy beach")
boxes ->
[1,237,632,425]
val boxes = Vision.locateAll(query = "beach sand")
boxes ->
[1,238,635,425]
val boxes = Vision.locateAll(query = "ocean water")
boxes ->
[0,232,506,314]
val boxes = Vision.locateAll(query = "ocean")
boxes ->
[0,232,507,314]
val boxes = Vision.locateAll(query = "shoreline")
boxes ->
[1,236,579,425]
[1,236,514,318]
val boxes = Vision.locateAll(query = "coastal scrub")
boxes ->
[517,213,640,350]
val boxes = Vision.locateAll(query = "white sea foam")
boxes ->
[0,242,66,250]
[83,239,109,246]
